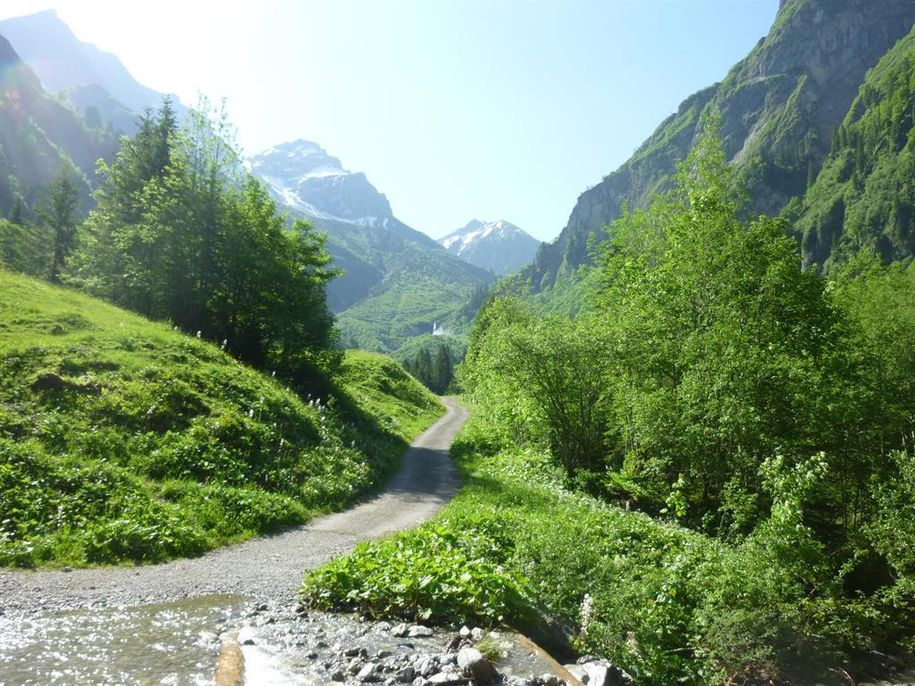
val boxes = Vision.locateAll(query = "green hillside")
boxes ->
[798,26,915,268]
[0,269,442,567]
[310,215,494,356]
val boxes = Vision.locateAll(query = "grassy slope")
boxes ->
[0,269,443,567]
[303,410,849,686]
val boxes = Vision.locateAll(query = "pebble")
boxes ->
[407,625,434,638]
[357,662,378,681]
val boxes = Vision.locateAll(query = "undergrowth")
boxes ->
[301,410,881,685]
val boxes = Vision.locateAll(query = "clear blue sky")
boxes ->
[2,0,778,240]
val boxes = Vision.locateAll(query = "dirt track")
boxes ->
[0,397,467,616]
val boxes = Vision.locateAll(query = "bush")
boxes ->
[301,521,531,625]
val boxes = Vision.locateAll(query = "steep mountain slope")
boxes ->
[0,9,185,127]
[796,25,915,268]
[66,83,138,135]
[523,0,915,291]
[438,219,541,275]
[0,34,115,214]
[248,141,494,353]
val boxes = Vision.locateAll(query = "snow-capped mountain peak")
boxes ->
[248,140,393,222]
[438,219,541,276]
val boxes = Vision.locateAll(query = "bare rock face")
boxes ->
[523,0,915,292]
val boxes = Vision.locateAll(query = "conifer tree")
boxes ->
[38,165,81,282]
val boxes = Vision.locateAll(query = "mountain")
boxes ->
[248,140,494,353]
[0,9,186,128]
[0,33,116,215]
[66,83,138,135]
[796,24,915,268]
[438,219,541,275]
[249,140,394,223]
[522,0,915,292]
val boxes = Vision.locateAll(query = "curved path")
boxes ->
[0,397,468,616]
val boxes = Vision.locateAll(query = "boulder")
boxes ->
[457,647,496,684]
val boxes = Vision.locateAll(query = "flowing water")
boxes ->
[0,596,571,686]
[0,595,248,685]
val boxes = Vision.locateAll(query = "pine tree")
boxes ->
[38,165,81,282]
[432,344,453,394]
[8,196,24,225]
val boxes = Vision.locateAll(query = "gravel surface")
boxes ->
[0,397,467,617]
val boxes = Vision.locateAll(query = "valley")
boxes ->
[3,1,915,684]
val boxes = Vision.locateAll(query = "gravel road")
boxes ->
[0,397,467,616]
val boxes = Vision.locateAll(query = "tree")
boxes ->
[38,164,81,282]
[68,97,339,383]
[461,297,612,478]
[431,344,453,394]
[594,116,845,531]
[8,195,24,225]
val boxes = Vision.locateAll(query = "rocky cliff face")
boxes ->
[524,0,915,291]
[796,24,915,267]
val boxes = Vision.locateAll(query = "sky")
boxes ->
[1,0,778,241]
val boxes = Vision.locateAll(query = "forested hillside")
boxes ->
[797,25,915,267]
[522,0,915,294]
[0,33,117,217]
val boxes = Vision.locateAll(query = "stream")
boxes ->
[0,595,247,685]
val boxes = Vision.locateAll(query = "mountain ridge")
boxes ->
[0,9,187,129]
[522,0,915,292]
[0,33,116,214]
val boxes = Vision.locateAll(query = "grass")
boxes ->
[301,408,853,686]
[0,269,443,567]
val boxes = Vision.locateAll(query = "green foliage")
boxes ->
[400,338,457,395]
[36,163,81,282]
[67,98,338,385]
[301,521,529,625]
[589,120,848,529]
[0,270,442,567]
[302,412,852,684]
[798,26,915,268]
[335,350,444,442]
[0,217,43,275]
[454,124,915,678]
[461,298,611,479]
